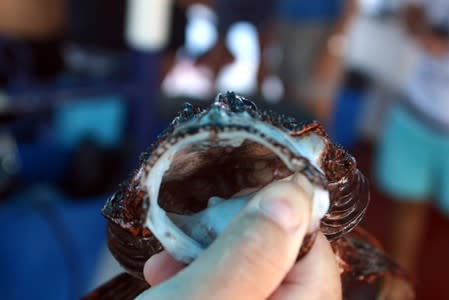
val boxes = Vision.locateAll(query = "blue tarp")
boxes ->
[0,187,107,300]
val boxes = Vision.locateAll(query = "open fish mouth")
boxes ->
[136,93,355,263]
[102,92,369,274]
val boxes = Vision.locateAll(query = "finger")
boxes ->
[143,251,186,286]
[269,233,342,300]
[162,181,313,300]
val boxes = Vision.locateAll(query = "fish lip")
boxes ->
[145,105,328,186]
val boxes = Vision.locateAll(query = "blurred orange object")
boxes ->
[0,0,64,39]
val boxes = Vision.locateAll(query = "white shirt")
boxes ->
[402,0,449,127]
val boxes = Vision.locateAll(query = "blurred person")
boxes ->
[195,0,277,89]
[160,0,210,81]
[65,0,127,79]
[135,181,342,300]
[275,0,358,122]
[376,0,449,289]
[160,0,189,81]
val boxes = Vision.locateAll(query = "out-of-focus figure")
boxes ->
[195,0,277,89]
[275,0,358,122]
[375,0,449,295]
[160,1,188,81]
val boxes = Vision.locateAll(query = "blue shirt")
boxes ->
[277,0,344,23]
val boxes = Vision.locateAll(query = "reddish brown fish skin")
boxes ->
[82,273,149,300]
[334,228,414,299]
[107,223,162,280]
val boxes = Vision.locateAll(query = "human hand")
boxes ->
[135,181,342,300]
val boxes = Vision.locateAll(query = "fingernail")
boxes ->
[258,196,301,231]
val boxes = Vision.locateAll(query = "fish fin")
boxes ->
[82,273,149,300]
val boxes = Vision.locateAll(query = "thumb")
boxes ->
[143,181,313,300]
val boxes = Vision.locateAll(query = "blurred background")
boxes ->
[0,0,448,299]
